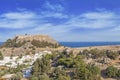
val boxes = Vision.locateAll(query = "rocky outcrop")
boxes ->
[1,34,59,48]
[14,34,58,44]
[0,34,61,56]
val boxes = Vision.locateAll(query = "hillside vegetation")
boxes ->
[1,34,60,48]
[0,34,120,80]
[29,48,120,80]
[0,34,61,56]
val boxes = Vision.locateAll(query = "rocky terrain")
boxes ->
[0,34,120,80]
[12,34,58,44]
[0,34,61,56]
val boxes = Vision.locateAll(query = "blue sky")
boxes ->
[0,0,120,41]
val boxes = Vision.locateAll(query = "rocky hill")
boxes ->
[1,34,59,48]
[0,34,61,56]
[14,34,58,44]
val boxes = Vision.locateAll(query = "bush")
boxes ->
[52,68,71,80]
[87,64,100,75]
[90,49,106,59]
[106,66,118,78]
[32,56,51,76]
[31,40,59,48]
[106,51,119,59]
[29,75,39,80]
[38,74,50,80]
[2,39,26,48]
[0,51,3,60]
[117,69,120,77]
[73,61,101,80]
[57,58,73,68]
[11,75,21,80]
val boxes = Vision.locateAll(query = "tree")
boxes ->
[57,75,71,80]
[57,58,73,68]
[106,66,118,78]
[86,64,100,75]
[82,49,90,56]
[106,51,119,59]
[73,55,85,67]
[73,55,101,80]
[11,75,21,80]
[32,59,40,76]
[31,40,59,48]
[105,66,120,78]
[74,65,87,80]
[32,56,51,76]
[0,51,3,60]
[29,75,39,80]
[117,69,120,77]
[73,55,87,80]
[38,74,50,80]
[51,68,71,80]
[86,64,101,80]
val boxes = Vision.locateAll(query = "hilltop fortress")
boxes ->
[0,34,61,56]
[14,34,58,44]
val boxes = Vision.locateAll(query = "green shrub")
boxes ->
[57,58,73,68]
[32,56,51,76]
[106,66,118,78]
[2,39,26,48]
[0,51,3,60]
[106,51,119,59]
[38,74,50,80]
[31,40,59,48]
[52,68,71,80]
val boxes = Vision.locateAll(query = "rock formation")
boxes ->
[14,34,58,44]
[0,34,60,56]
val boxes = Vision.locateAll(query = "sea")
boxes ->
[1,42,120,48]
[0,42,3,45]
[59,42,120,48]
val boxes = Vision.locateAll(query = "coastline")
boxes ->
[74,45,120,51]
[59,42,120,48]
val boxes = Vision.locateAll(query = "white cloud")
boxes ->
[0,1,66,29]
[0,11,67,29]
[1,11,37,19]
[1,9,120,41]
[0,11,39,29]
[40,11,68,19]
[65,11,120,29]
[44,1,64,12]
[80,11,118,19]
